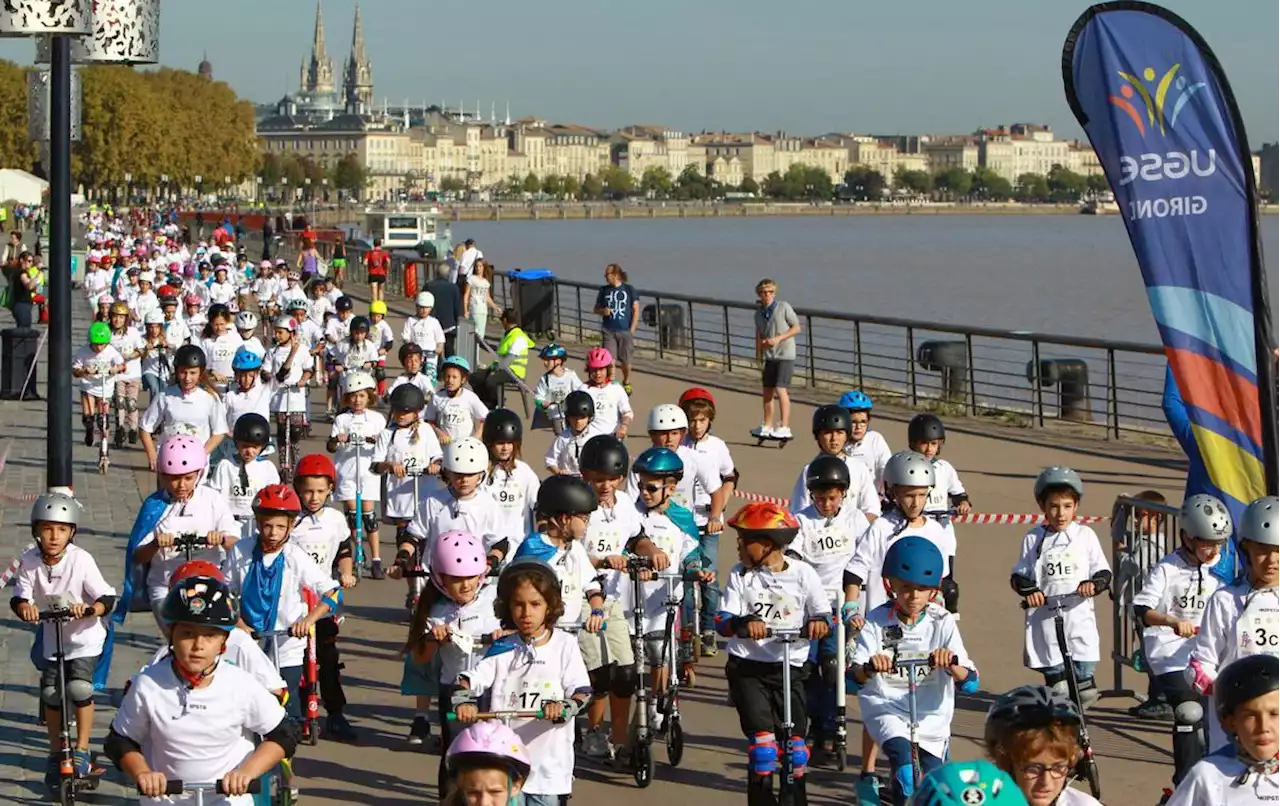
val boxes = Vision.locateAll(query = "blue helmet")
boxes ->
[539,343,567,360]
[882,536,943,589]
[231,346,263,372]
[912,760,1025,806]
[839,390,873,412]
[632,446,683,479]
[442,355,471,374]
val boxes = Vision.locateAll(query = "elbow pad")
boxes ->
[958,669,980,695]
[1010,573,1040,597]
[95,595,117,614]
[723,468,741,486]
[714,611,738,638]
[1133,604,1153,625]
[335,538,354,562]
[263,717,302,758]
[274,367,289,383]
[1090,570,1112,592]
[843,570,864,589]
[103,728,141,768]
[950,493,970,505]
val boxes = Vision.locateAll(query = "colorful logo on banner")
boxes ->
[1110,63,1208,136]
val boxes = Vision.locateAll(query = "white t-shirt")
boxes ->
[538,538,604,626]
[485,461,540,546]
[309,296,335,328]
[323,316,352,356]
[137,488,241,601]
[73,345,124,397]
[924,458,966,548]
[402,315,446,353]
[586,491,644,605]
[163,318,192,350]
[208,280,236,306]
[1132,550,1224,676]
[682,433,735,521]
[1166,751,1278,806]
[265,344,308,414]
[111,662,287,806]
[854,602,975,757]
[371,319,394,352]
[224,541,339,669]
[334,338,381,372]
[794,503,871,601]
[791,454,882,518]
[721,560,831,665]
[223,382,271,434]
[633,509,700,634]
[846,514,953,615]
[534,369,584,408]
[290,507,350,574]
[427,585,502,683]
[237,336,266,360]
[583,382,631,436]
[426,388,489,443]
[144,628,286,694]
[200,332,245,383]
[843,430,892,489]
[628,444,722,524]
[370,423,444,521]
[140,386,228,443]
[139,338,170,382]
[388,373,435,404]
[111,326,145,381]
[1011,524,1110,668]
[207,456,280,524]
[13,544,115,661]
[458,629,589,797]
[407,488,506,558]
[331,410,387,503]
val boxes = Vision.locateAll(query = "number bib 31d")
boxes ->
[1169,581,1208,625]
[1236,592,1280,658]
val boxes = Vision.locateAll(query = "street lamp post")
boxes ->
[194,174,202,204]
[124,171,131,204]
[160,173,168,203]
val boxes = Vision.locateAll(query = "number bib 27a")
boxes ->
[744,583,801,629]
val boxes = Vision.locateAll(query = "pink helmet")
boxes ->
[97,293,113,305]
[585,347,614,370]
[430,530,487,587]
[136,246,148,256]
[158,435,207,475]
[184,294,202,306]
[445,720,531,779]
[259,260,272,270]
[183,264,196,278]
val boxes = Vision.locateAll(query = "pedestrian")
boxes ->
[364,237,390,304]
[4,251,39,329]
[462,259,501,339]
[331,232,347,287]
[751,278,801,440]
[455,238,481,295]
[425,262,463,358]
[593,263,639,394]
[469,308,533,413]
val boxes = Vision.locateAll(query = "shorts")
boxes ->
[331,258,347,269]
[601,330,634,365]
[576,599,634,671]
[401,652,443,697]
[762,359,794,389]
[641,630,673,669]
[40,656,98,707]
[368,271,387,285]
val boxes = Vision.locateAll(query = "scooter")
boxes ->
[682,574,702,687]
[352,427,366,580]
[626,555,658,788]
[278,411,295,486]
[653,567,705,768]
[833,587,848,772]
[882,624,932,794]
[96,371,112,474]
[42,606,104,805]
[300,589,322,746]
[763,628,806,806]
[142,779,263,805]
[258,629,311,806]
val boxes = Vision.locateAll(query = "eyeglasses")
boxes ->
[1019,762,1072,780]
[639,482,665,494]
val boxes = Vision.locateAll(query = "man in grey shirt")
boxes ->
[752,278,801,439]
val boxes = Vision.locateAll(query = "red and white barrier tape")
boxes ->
[730,488,1107,524]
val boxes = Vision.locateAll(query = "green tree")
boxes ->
[640,166,673,197]
[1016,172,1050,202]
[440,176,467,193]
[259,152,283,187]
[562,175,581,198]
[739,176,759,195]
[934,167,973,199]
[580,173,604,200]
[0,62,36,172]
[329,153,365,196]
[970,167,1013,201]
[673,165,712,200]
[842,166,886,201]
[521,172,541,194]
[541,174,565,196]
[1086,174,1111,194]
[599,165,635,198]
[894,168,932,195]
[1046,165,1086,203]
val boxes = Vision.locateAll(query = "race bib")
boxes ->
[883,640,933,689]
[294,540,328,568]
[925,484,947,512]
[1038,545,1083,595]
[168,422,200,438]
[1169,583,1208,624]
[441,403,469,429]
[805,524,851,564]
[588,523,625,558]
[1236,596,1280,657]
[491,482,525,512]
[504,666,564,712]
[745,584,801,629]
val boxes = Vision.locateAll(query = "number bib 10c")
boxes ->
[804,525,851,564]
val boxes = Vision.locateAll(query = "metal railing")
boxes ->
[1107,495,1180,698]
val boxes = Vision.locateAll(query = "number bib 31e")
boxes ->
[1037,542,1083,598]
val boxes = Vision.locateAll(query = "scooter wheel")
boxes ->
[633,743,654,788]
[306,721,319,746]
[835,742,847,772]
[58,777,76,806]
[666,716,684,767]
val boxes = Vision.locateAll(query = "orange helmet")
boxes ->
[728,501,799,547]
[678,387,715,409]
[170,560,225,588]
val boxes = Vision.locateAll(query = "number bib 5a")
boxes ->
[587,522,625,558]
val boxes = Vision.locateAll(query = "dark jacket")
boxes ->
[424,277,462,330]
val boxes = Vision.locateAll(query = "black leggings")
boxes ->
[1159,670,1206,785]
[315,617,346,714]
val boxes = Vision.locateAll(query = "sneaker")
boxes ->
[43,755,60,790]
[1128,699,1172,720]
[751,424,774,438]
[83,428,93,447]
[856,773,881,805]
[700,631,718,657]
[113,427,125,449]
[326,712,358,742]
[582,727,610,758]
[73,749,102,777]
[369,559,386,580]
[407,715,430,745]
[649,704,665,733]
[773,426,793,439]
[128,429,138,445]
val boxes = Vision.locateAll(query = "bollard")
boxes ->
[642,303,686,351]
[916,340,968,403]
[1026,358,1092,422]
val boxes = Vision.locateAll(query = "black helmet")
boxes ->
[805,454,851,490]
[1216,655,1280,721]
[349,315,370,333]
[232,413,271,447]
[579,435,629,476]
[536,474,599,517]
[398,342,424,363]
[563,390,595,419]
[161,576,238,631]
[908,413,946,444]
[482,408,523,444]
[335,295,354,313]
[983,684,1080,749]
[812,404,851,435]
[173,344,207,369]
[388,383,426,413]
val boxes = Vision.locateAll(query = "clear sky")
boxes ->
[1,0,1275,143]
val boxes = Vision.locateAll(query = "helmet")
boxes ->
[158,435,207,475]
[334,296,354,313]
[632,446,683,479]
[728,502,800,547]
[429,530,488,584]
[340,370,377,397]
[138,271,155,284]
[805,454,851,490]
[184,294,201,306]
[441,355,472,374]
[143,310,165,326]
[882,535,944,588]
[369,300,388,316]
[414,291,435,308]
[170,560,226,587]
[349,315,371,333]
[563,390,594,419]
[1178,494,1233,543]
[647,403,688,432]
[96,293,113,306]
[912,760,1024,806]
[173,344,207,369]
[234,310,259,331]
[1240,495,1280,547]
[538,343,567,360]
[679,387,715,409]
[444,437,489,475]
[252,484,302,517]
[109,301,130,317]
[1033,466,1083,501]
[907,413,946,444]
[295,454,337,483]
[812,404,851,434]
[445,720,532,779]
[272,316,298,333]
[536,474,599,516]
[286,297,309,312]
[231,346,263,372]
[30,491,82,533]
[232,413,271,447]
[884,450,936,488]
[482,409,523,444]
[259,260,272,270]
[838,390,874,412]
[387,383,426,413]
[161,576,237,631]
[88,321,112,345]
[398,342,424,363]
[579,435,628,476]
[585,346,613,370]
[984,684,1080,748]
[1216,654,1280,721]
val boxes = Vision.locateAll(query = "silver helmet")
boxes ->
[30,491,82,533]
[1178,494,1233,542]
[1034,466,1083,501]
[1240,496,1280,547]
[883,450,935,488]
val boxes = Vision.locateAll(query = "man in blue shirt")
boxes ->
[593,263,639,393]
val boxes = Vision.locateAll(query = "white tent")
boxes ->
[0,169,48,205]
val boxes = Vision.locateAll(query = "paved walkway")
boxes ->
[0,276,1186,804]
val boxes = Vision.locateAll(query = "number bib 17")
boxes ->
[504,668,563,712]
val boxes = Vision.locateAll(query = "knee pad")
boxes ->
[394,524,411,545]
[748,732,778,776]
[125,397,138,413]
[373,366,386,382]
[362,512,379,535]
[588,665,613,695]
[894,764,916,800]
[345,511,360,532]
[68,679,95,706]
[789,736,809,778]
[819,654,840,689]
[1078,677,1099,710]
[41,684,61,709]
[941,577,959,613]
[611,664,638,698]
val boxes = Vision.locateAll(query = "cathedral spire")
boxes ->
[343,3,374,113]
[302,0,335,94]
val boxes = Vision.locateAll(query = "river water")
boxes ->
[461,214,1280,344]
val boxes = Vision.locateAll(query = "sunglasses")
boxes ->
[639,482,665,494]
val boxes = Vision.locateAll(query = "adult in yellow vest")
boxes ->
[470,307,533,414]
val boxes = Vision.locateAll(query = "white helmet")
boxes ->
[271,315,298,332]
[341,370,377,397]
[138,271,155,284]
[285,296,309,312]
[235,310,259,331]
[143,310,165,326]
[647,403,688,432]
[444,437,489,475]
[415,291,435,308]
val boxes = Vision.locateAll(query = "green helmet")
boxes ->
[912,760,1026,806]
[89,321,112,345]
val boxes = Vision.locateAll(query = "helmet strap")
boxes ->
[171,652,222,689]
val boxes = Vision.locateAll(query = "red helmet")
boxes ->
[728,501,799,547]
[170,560,225,588]
[678,387,715,409]
[252,484,302,516]
[294,454,337,483]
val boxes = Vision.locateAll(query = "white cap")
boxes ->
[415,291,435,308]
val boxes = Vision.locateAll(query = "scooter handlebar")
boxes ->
[143,779,263,796]
[447,709,544,722]
[38,607,73,622]
[765,628,803,640]
[1019,592,1085,610]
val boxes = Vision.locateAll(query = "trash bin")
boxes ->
[508,268,556,338]
[642,303,686,351]
[1026,357,1091,422]
[916,340,968,403]
[1,327,41,400]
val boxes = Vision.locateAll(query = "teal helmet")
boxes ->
[912,760,1026,806]
[632,446,683,479]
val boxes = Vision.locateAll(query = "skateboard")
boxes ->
[751,430,792,449]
